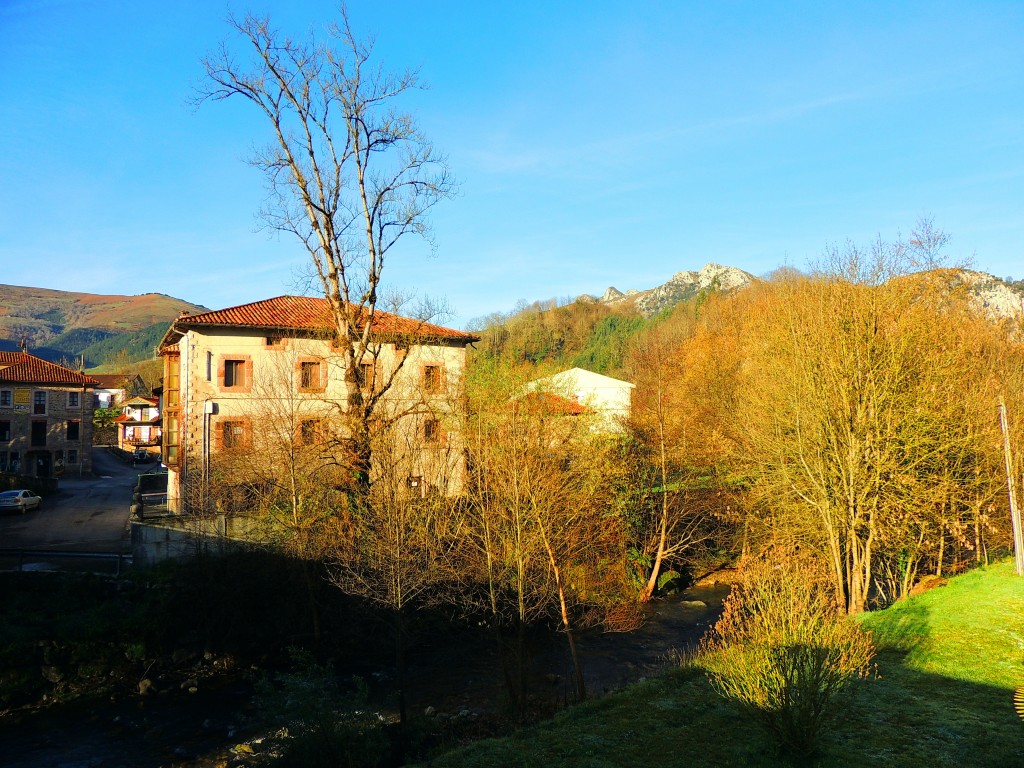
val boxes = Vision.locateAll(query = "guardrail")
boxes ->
[0,548,133,576]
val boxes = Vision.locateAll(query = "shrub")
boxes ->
[253,648,388,768]
[697,550,874,757]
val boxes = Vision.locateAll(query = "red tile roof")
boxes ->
[122,396,158,407]
[166,295,479,343]
[115,413,160,424]
[92,374,132,389]
[515,392,590,416]
[0,352,100,386]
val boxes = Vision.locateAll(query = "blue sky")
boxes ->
[2,1,1022,328]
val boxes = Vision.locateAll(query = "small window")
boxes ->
[422,365,442,395]
[206,351,213,382]
[33,391,47,415]
[66,420,80,441]
[0,390,10,408]
[423,418,442,445]
[299,361,322,391]
[298,419,325,445]
[224,360,244,388]
[68,391,80,408]
[221,420,247,450]
[31,421,47,447]
[356,362,375,392]
[266,335,286,348]
[0,421,9,441]
[67,449,78,464]
[7,451,19,473]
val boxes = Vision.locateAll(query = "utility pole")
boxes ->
[998,397,1024,576]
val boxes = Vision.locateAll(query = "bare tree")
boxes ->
[330,401,465,727]
[197,7,455,485]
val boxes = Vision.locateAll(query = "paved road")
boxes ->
[0,448,145,555]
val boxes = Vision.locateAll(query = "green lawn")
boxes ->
[424,561,1024,767]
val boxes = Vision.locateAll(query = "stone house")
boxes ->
[114,396,161,455]
[0,351,98,477]
[157,296,479,513]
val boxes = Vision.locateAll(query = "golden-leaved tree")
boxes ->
[730,239,1022,613]
[458,359,630,707]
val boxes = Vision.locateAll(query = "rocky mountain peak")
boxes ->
[599,262,756,316]
[601,286,625,302]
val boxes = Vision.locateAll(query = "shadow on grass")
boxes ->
[423,648,1024,768]
[828,654,1024,768]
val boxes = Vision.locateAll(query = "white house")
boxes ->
[526,367,634,432]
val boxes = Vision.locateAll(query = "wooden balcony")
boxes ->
[124,436,162,447]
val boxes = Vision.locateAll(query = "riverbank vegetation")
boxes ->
[425,560,1024,767]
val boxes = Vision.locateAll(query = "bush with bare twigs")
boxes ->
[697,550,875,757]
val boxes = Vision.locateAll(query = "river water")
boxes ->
[0,584,729,767]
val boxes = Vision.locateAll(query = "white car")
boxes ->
[0,489,42,514]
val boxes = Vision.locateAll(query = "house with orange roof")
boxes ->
[156,296,479,514]
[0,351,98,478]
[525,367,634,433]
[114,395,161,455]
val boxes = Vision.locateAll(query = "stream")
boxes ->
[0,584,729,767]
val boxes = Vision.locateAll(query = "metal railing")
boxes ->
[0,548,133,575]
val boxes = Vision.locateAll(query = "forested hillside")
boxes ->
[471,296,703,377]
[0,285,205,366]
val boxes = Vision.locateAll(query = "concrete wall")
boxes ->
[130,516,253,568]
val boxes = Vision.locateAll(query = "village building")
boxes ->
[525,367,635,433]
[157,296,479,514]
[92,372,146,409]
[114,395,161,456]
[0,351,98,477]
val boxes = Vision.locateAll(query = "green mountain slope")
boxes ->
[0,284,206,366]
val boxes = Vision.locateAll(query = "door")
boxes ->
[34,452,52,478]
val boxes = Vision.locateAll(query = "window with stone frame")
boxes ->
[0,390,11,408]
[67,449,78,464]
[422,364,444,395]
[33,391,47,415]
[355,361,376,392]
[67,391,80,408]
[297,359,325,392]
[0,421,10,441]
[219,419,250,450]
[298,418,327,446]
[423,417,445,445]
[31,420,47,447]
[224,360,244,388]
[219,355,252,393]
[66,420,80,441]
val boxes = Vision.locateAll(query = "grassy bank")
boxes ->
[425,560,1024,767]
